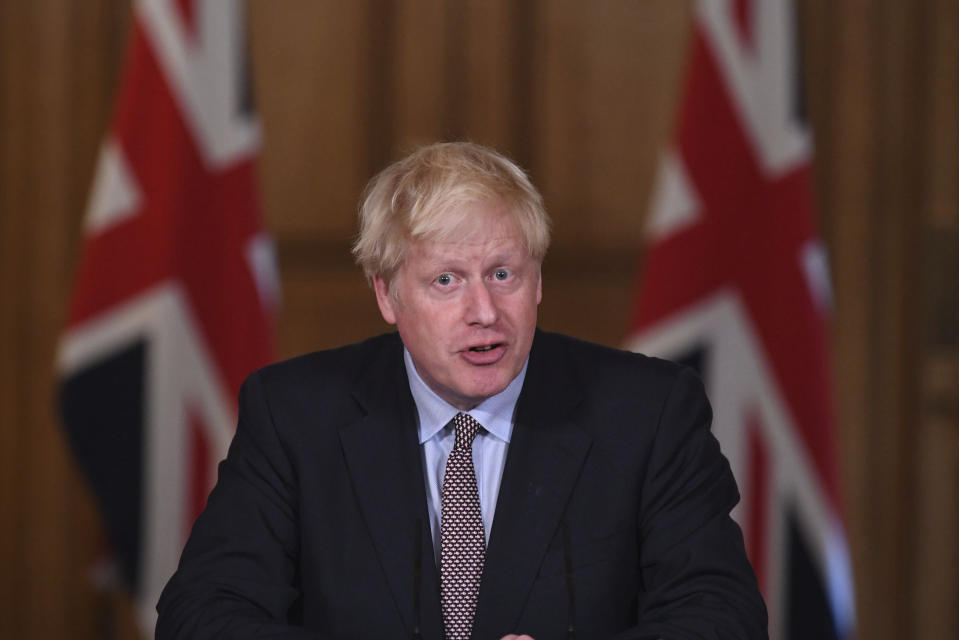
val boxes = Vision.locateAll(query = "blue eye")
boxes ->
[493,269,510,281]
[436,273,453,286]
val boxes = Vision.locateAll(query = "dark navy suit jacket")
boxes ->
[157,330,767,639]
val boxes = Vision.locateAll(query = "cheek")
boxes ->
[401,305,454,344]
[513,291,541,322]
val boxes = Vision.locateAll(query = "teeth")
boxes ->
[471,345,494,352]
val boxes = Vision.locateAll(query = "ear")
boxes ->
[373,275,398,325]
[536,268,542,305]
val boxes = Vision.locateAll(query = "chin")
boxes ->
[466,378,511,402]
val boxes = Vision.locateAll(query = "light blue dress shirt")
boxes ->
[403,348,527,565]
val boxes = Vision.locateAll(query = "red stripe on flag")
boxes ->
[175,0,196,35]
[733,0,754,50]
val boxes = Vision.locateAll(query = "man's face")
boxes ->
[373,203,542,410]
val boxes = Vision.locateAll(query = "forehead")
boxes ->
[410,204,528,259]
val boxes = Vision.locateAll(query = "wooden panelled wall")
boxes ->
[0,1,956,638]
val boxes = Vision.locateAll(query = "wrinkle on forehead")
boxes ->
[411,225,530,272]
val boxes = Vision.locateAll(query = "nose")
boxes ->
[464,280,499,326]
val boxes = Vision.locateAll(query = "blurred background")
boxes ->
[1,0,957,638]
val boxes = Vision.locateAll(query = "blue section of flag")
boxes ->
[61,339,147,589]
[785,505,840,640]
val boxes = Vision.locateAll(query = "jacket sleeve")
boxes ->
[625,366,768,640]
[155,370,321,640]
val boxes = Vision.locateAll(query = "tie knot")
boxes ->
[452,413,483,451]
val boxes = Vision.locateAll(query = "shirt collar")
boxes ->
[404,348,526,445]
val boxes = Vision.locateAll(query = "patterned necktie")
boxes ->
[440,413,486,640]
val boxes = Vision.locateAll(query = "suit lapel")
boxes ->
[338,338,443,639]
[473,332,592,637]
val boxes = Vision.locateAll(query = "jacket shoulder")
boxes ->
[244,332,403,406]
[258,332,399,377]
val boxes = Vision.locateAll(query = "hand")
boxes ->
[500,635,535,640]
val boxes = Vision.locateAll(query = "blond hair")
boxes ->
[352,141,551,282]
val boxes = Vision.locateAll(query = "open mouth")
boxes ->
[469,344,500,353]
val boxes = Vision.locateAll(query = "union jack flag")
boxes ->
[625,1,855,638]
[57,0,277,633]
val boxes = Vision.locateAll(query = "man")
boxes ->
[157,142,767,639]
